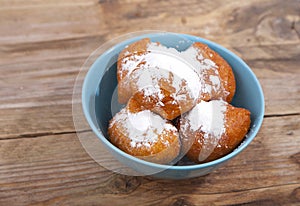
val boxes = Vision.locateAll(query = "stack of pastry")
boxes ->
[108,38,251,164]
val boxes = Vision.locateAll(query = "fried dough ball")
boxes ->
[117,38,152,104]
[113,38,245,164]
[179,100,251,163]
[192,42,236,103]
[117,38,200,120]
[117,39,236,120]
[108,98,181,164]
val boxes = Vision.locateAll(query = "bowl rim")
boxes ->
[82,32,265,171]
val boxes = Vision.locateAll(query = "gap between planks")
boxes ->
[0,113,299,141]
[182,182,300,196]
[0,129,91,141]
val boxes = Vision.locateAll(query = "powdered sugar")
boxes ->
[116,40,228,155]
[181,46,217,72]
[185,100,227,138]
[120,54,145,79]
[180,100,227,161]
[110,108,177,148]
[209,75,221,89]
[134,45,203,101]
[119,41,223,104]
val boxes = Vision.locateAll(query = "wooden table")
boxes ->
[0,0,299,205]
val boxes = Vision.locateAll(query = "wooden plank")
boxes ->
[1,35,299,66]
[0,35,106,65]
[94,0,300,48]
[0,115,299,205]
[0,0,97,8]
[28,184,300,206]
[0,0,103,44]
[247,59,300,116]
[0,105,75,139]
[0,0,299,205]
[0,53,299,139]
[0,57,84,140]
[0,57,82,139]
[0,0,298,46]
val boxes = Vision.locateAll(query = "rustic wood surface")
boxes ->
[0,0,299,205]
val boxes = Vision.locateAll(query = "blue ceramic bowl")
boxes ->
[82,32,264,179]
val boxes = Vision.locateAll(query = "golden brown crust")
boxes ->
[117,40,236,121]
[114,39,244,164]
[117,38,152,104]
[183,103,251,163]
[192,42,236,103]
[117,38,198,120]
[108,121,181,164]
[127,85,195,120]
[117,38,150,83]
[108,105,181,164]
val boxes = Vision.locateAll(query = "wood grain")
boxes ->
[0,0,299,46]
[0,0,299,205]
[0,44,299,139]
[0,116,299,205]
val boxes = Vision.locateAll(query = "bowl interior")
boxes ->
[82,32,264,176]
